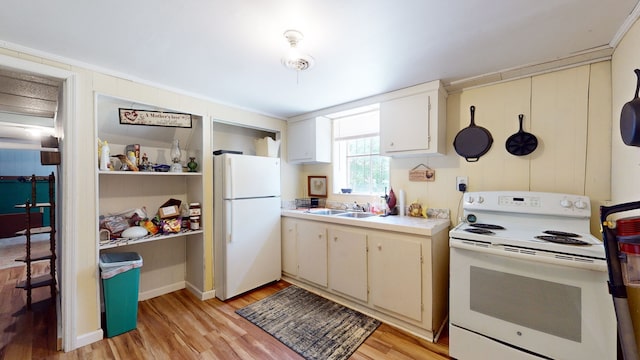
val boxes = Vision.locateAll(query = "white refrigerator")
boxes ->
[213,153,282,300]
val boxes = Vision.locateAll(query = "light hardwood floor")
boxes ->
[0,264,450,359]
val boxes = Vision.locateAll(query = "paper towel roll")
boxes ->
[399,189,406,216]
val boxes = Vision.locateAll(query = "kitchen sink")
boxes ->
[308,209,347,215]
[336,212,377,218]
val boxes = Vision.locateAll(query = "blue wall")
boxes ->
[0,149,55,224]
[0,149,56,176]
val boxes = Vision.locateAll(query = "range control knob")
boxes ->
[466,196,475,204]
[560,199,573,208]
[574,200,588,209]
[477,196,485,204]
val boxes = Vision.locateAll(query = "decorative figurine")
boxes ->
[141,153,151,171]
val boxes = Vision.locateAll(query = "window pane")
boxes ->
[348,156,369,193]
[346,154,389,194]
[371,156,390,193]
[372,137,380,153]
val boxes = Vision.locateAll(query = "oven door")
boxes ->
[450,239,616,360]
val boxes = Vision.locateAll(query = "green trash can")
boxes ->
[99,252,143,337]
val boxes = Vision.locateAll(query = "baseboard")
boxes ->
[139,281,185,301]
[74,329,103,350]
[185,281,216,300]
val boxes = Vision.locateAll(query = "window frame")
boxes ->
[330,105,389,195]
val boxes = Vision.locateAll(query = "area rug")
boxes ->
[236,285,381,360]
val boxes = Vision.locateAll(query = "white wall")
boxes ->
[612,18,640,206]
[299,62,612,236]
[0,46,290,350]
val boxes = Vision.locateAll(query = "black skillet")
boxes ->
[454,105,493,162]
[505,114,538,156]
[620,69,640,147]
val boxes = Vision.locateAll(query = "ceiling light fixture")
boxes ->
[281,30,315,73]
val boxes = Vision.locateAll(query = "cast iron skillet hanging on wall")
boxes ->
[505,114,538,156]
[620,68,640,146]
[454,105,493,162]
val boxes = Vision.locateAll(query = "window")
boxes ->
[330,104,390,195]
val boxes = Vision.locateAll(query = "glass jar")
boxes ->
[189,203,201,230]
[189,203,201,216]
[189,216,200,230]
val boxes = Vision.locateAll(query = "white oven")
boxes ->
[449,191,617,360]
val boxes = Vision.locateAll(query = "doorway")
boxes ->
[0,54,75,352]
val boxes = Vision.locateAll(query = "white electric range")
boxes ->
[449,191,616,360]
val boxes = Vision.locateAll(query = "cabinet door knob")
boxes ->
[377,244,382,250]
[334,236,338,241]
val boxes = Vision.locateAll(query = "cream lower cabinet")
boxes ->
[296,220,328,287]
[328,226,368,302]
[368,232,422,321]
[281,217,298,276]
[281,215,450,342]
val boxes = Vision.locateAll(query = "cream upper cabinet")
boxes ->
[380,80,447,157]
[287,116,331,164]
[328,226,368,302]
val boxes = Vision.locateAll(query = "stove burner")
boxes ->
[535,235,590,246]
[543,230,581,238]
[470,223,505,230]
[465,228,495,235]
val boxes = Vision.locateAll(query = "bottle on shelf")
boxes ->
[100,140,110,171]
[170,139,182,173]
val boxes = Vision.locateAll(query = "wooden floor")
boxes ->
[0,265,450,359]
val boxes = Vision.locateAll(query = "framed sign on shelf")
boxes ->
[308,176,328,198]
[119,108,192,128]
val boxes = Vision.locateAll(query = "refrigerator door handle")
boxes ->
[227,156,234,199]
[225,200,233,243]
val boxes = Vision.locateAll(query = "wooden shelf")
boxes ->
[15,226,52,236]
[14,172,57,309]
[99,229,204,250]
[16,274,54,290]
[15,202,51,208]
[98,171,201,176]
[15,250,54,262]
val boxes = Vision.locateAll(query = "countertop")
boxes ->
[281,209,451,236]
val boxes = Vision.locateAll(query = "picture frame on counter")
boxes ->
[308,176,327,197]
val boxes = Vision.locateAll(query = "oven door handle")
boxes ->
[450,239,607,272]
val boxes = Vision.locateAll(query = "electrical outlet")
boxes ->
[456,176,468,192]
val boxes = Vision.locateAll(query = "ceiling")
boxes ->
[0,0,638,121]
